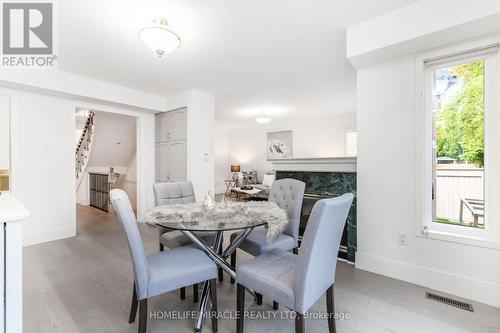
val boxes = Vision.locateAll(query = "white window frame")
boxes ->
[416,37,500,249]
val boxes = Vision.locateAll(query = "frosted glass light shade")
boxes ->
[139,18,181,57]
[256,116,271,124]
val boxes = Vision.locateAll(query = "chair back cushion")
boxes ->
[262,174,275,187]
[153,181,195,206]
[268,179,305,242]
[110,189,150,299]
[293,193,354,313]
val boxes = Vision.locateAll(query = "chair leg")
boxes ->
[293,247,298,255]
[273,301,279,310]
[326,284,336,333]
[138,299,148,333]
[210,279,218,333]
[129,283,138,323]
[193,283,199,303]
[236,284,245,333]
[230,251,237,284]
[159,243,164,252]
[255,293,262,306]
[180,287,186,300]
[295,312,304,333]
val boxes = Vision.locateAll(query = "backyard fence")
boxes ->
[435,167,484,223]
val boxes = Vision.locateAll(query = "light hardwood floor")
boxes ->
[23,205,500,333]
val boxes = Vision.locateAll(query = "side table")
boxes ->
[224,179,235,196]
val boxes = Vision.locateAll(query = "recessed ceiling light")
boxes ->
[139,17,181,58]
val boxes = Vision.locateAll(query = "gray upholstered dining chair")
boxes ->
[153,181,222,300]
[235,193,354,333]
[230,178,305,305]
[153,181,200,251]
[110,189,219,333]
[153,180,215,251]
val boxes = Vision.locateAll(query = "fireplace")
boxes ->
[275,170,357,262]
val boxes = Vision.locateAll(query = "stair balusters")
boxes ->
[75,111,95,185]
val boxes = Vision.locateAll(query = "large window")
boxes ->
[417,42,500,247]
[432,60,485,229]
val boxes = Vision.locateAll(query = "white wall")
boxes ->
[0,95,10,170]
[165,90,215,200]
[5,87,156,246]
[9,90,76,246]
[0,69,165,111]
[356,54,500,307]
[122,152,137,211]
[217,113,356,193]
[87,111,137,168]
[0,67,162,246]
[214,126,229,194]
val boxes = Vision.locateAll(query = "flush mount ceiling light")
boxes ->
[239,106,288,123]
[255,115,271,124]
[139,17,181,58]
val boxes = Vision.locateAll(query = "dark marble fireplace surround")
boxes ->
[275,171,357,262]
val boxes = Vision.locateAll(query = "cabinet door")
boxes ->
[169,140,187,181]
[155,143,170,181]
[169,108,187,141]
[155,113,170,142]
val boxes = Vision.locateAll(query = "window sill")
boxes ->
[416,229,500,249]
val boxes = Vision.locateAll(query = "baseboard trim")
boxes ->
[23,226,75,247]
[355,251,500,308]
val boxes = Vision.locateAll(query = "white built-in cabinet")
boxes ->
[155,108,187,182]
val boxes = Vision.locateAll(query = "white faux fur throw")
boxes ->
[140,201,288,243]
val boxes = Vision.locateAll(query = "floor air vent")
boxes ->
[425,292,473,312]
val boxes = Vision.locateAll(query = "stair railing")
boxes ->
[75,111,96,187]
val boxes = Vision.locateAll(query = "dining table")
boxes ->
[143,200,287,333]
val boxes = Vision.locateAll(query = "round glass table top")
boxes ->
[155,220,267,232]
[141,200,286,232]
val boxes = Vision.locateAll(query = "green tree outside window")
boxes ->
[436,61,484,167]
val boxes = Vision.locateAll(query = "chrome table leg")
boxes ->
[181,230,237,280]
[181,227,258,332]
[221,228,253,259]
[194,281,210,332]
[193,231,223,333]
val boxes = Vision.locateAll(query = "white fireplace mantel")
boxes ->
[271,157,357,173]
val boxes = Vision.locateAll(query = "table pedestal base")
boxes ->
[181,228,255,332]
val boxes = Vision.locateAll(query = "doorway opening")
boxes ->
[75,108,138,228]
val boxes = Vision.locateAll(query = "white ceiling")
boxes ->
[59,0,418,126]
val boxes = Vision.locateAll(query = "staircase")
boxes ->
[75,111,96,187]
